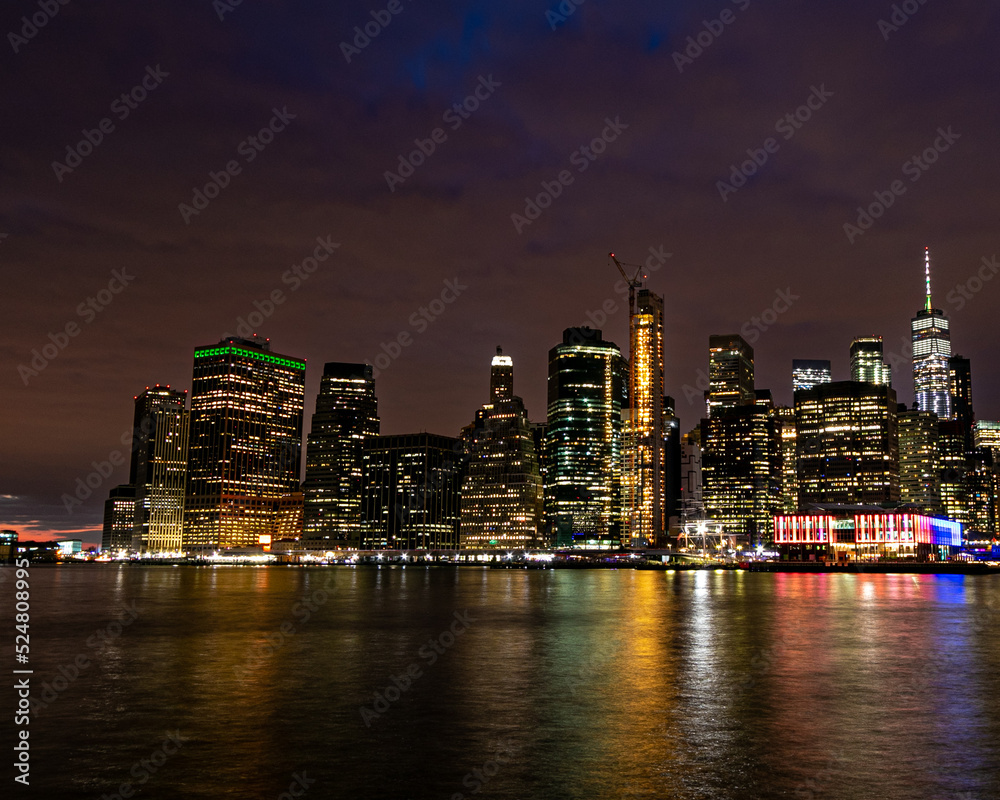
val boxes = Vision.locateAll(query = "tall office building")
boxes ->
[898,408,941,513]
[546,327,627,548]
[302,363,379,549]
[795,381,900,506]
[679,428,703,521]
[130,386,189,553]
[974,421,1000,462]
[850,337,891,386]
[776,406,798,513]
[184,336,306,552]
[361,433,462,550]
[701,403,783,546]
[460,348,544,549]
[949,355,974,453]
[792,360,832,393]
[102,484,136,553]
[623,289,667,547]
[912,248,952,419]
[708,334,754,417]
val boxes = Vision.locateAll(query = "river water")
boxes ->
[13,565,1000,799]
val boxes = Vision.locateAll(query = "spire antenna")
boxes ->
[924,246,933,312]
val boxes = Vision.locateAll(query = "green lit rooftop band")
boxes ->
[194,346,306,370]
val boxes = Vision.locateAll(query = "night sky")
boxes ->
[4,0,1000,544]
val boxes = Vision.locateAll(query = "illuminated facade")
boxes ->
[898,408,940,513]
[184,337,306,552]
[938,420,969,526]
[701,404,782,546]
[708,334,755,416]
[302,362,379,549]
[361,433,462,550]
[773,508,962,561]
[102,484,136,552]
[792,359,831,392]
[795,381,899,506]
[849,337,891,386]
[623,289,666,546]
[777,406,798,513]
[130,386,189,553]
[974,421,1000,462]
[912,248,952,419]
[546,327,627,548]
[460,348,544,549]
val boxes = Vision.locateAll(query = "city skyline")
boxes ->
[5,2,1000,545]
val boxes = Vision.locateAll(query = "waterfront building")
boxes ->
[302,362,379,549]
[792,359,832,393]
[849,337,891,386]
[130,385,189,553]
[912,248,952,419]
[898,408,941,513]
[545,327,627,548]
[184,336,306,552]
[361,433,462,550]
[102,484,137,552]
[460,347,544,549]
[776,406,798,513]
[795,381,900,506]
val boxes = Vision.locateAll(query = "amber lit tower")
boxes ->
[184,336,306,552]
[912,247,952,419]
[460,347,544,549]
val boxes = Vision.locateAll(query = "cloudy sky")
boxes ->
[3,0,999,544]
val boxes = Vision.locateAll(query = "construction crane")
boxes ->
[609,252,645,320]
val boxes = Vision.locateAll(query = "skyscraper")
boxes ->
[302,362,379,550]
[184,336,306,552]
[361,433,462,550]
[974,421,1000,463]
[850,337,891,386]
[708,334,754,416]
[460,348,544,549]
[795,381,900,507]
[792,359,832,392]
[546,327,627,548]
[912,248,952,419]
[130,385,189,553]
[776,406,798,513]
[898,408,941,513]
[102,484,136,553]
[623,289,666,547]
[949,355,974,452]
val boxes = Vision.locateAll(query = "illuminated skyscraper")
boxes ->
[850,337,891,386]
[184,336,306,552]
[130,386,189,553]
[546,327,627,548]
[795,381,900,506]
[302,363,379,550]
[361,433,462,550]
[792,359,831,392]
[776,406,798,513]
[898,408,941,513]
[623,289,666,547]
[912,248,952,419]
[102,484,136,553]
[460,348,544,549]
[974,421,1000,463]
[708,334,754,416]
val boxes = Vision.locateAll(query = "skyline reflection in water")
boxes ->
[16,565,1000,799]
